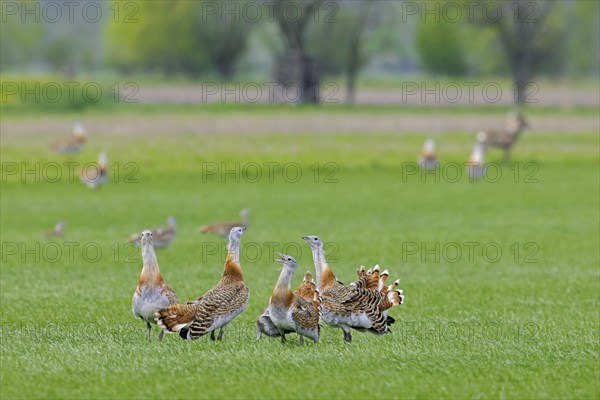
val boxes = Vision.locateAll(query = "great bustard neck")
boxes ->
[228,238,241,264]
[141,241,161,281]
[310,245,328,290]
[275,265,294,292]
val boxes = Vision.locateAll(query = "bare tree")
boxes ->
[479,0,558,103]
[273,0,323,103]
[194,1,254,79]
[307,0,381,104]
[344,0,372,104]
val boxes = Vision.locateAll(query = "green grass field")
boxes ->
[1,106,599,399]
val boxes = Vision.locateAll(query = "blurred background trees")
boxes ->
[1,0,103,75]
[416,17,468,77]
[272,0,323,103]
[1,0,598,102]
[472,0,564,103]
[106,2,203,75]
[193,0,254,79]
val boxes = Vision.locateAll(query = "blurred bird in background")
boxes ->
[199,208,250,237]
[80,151,108,189]
[467,143,486,181]
[50,122,86,153]
[419,137,439,170]
[45,221,66,238]
[129,216,177,249]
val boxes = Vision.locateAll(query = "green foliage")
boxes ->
[308,16,347,76]
[461,24,507,76]
[193,0,255,79]
[105,0,253,77]
[308,2,400,78]
[1,0,104,75]
[531,2,568,77]
[462,1,569,80]
[307,3,370,77]
[106,1,206,75]
[0,0,44,71]
[416,17,468,76]
[1,0,599,81]
[362,19,406,63]
[566,0,600,77]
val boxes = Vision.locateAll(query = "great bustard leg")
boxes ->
[146,322,152,342]
[342,326,352,343]
[217,323,228,341]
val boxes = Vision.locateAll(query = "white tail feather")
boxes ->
[378,270,389,291]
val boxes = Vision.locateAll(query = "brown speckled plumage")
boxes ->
[294,271,317,302]
[303,235,404,342]
[257,254,320,345]
[156,227,249,341]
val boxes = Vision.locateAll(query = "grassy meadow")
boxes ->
[1,104,599,399]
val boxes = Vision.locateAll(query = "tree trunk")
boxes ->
[346,33,360,104]
[216,58,234,80]
[345,0,371,105]
[274,50,320,104]
[491,0,556,104]
[301,54,320,103]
